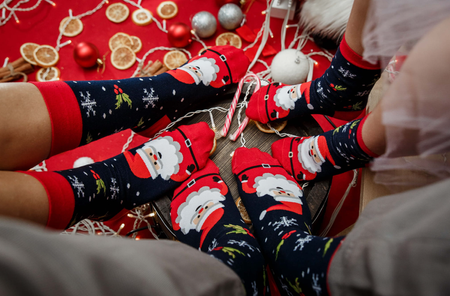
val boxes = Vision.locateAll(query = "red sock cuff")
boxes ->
[356,116,379,158]
[340,36,381,70]
[30,81,83,157]
[22,171,75,229]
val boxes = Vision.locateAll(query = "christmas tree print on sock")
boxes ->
[171,160,269,296]
[31,45,249,157]
[24,122,214,229]
[271,116,377,182]
[245,36,381,124]
[232,147,344,296]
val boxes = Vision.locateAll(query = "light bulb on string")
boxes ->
[12,11,19,23]
[44,0,56,7]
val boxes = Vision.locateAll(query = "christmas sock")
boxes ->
[272,116,378,182]
[23,122,214,229]
[171,159,269,296]
[232,147,344,296]
[245,36,381,124]
[31,45,249,157]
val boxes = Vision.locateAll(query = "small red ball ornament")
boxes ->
[216,0,240,6]
[167,22,192,48]
[73,42,100,68]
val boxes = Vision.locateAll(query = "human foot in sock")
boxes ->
[232,147,344,296]
[272,116,378,182]
[245,36,381,124]
[24,122,214,229]
[31,45,249,157]
[171,159,269,295]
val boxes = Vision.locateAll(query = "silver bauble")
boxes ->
[218,3,243,30]
[191,11,217,38]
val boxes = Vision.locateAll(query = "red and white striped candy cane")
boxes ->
[221,73,261,138]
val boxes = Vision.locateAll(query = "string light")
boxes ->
[44,0,56,7]
[1,0,56,27]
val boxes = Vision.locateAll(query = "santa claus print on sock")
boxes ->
[271,82,312,121]
[168,48,232,88]
[171,160,268,295]
[241,173,304,220]
[272,117,376,182]
[295,135,340,181]
[124,123,210,183]
[174,186,226,249]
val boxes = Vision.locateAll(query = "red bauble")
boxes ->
[216,0,240,6]
[73,42,100,68]
[167,22,192,48]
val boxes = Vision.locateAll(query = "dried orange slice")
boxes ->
[59,17,83,37]
[156,1,178,19]
[36,67,60,82]
[20,42,39,65]
[215,32,242,48]
[129,36,142,53]
[235,197,252,224]
[109,32,134,51]
[163,50,188,70]
[33,45,59,67]
[106,3,129,23]
[131,8,153,26]
[111,46,136,70]
[254,120,288,134]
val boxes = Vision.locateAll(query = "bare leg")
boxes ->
[0,171,48,225]
[345,0,371,55]
[0,83,51,170]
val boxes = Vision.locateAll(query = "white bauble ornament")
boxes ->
[218,3,243,30]
[271,49,309,85]
[191,11,217,38]
[73,157,95,168]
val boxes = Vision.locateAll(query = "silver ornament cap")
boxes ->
[191,11,217,38]
[218,3,243,30]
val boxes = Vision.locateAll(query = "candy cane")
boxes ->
[221,73,260,137]
[229,116,250,141]
[228,74,261,141]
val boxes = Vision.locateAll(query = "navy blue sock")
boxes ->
[272,116,378,182]
[232,147,344,296]
[171,160,269,296]
[246,37,381,124]
[27,122,214,229]
[32,46,249,157]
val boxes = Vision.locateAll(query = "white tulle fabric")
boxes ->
[362,0,450,65]
[363,0,450,188]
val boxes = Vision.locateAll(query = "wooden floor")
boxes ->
[152,83,332,239]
